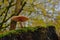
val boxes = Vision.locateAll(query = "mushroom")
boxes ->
[10,16,29,30]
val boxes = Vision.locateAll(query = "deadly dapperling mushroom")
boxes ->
[10,16,29,30]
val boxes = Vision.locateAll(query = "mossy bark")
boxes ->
[0,26,58,40]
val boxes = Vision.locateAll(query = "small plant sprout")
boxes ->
[10,16,29,30]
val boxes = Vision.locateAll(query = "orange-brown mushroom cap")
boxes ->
[11,16,29,22]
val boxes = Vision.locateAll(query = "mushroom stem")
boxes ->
[20,22,23,28]
[10,20,16,30]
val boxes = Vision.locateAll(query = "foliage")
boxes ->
[0,0,60,31]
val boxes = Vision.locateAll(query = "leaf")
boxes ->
[23,6,35,12]
[28,0,33,4]
[4,0,9,6]
[47,21,54,26]
[0,2,2,5]
[55,20,60,25]
[2,24,6,27]
[32,19,46,27]
[56,16,60,19]
[35,4,47,16]
[48,0,52,2]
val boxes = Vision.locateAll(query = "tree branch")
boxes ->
[4,2,26,23]
[0,4,15,17]
[0,1,15,29]
[0,2,26,29]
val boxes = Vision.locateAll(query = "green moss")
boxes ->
[0,31,10,38]
[0,26,55,38]
[0,26,39,38]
